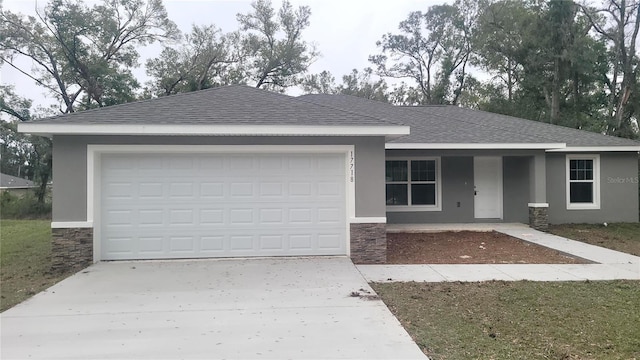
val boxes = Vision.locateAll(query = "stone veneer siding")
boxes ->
[528,206,549,231]
[51,228,93,272]
[350,223,386,264]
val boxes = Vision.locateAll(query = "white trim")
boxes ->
[19,123,410,137]
[88,144,356,154]
[51,221,93,229]
[88,144,356,262]
[386,143,566,150]
[527,203,549,208]
[349,217,387,224]
[547,146,640,152]
[385,157,442,212]
[566,154,601,210]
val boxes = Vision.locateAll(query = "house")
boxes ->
[18,85,640,271]
[0,173,37,197]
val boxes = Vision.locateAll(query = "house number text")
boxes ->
[349,150,355,183]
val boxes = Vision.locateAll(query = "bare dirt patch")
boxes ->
[387,231,590,264]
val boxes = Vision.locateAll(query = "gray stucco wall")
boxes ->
[52,136,88,221]
[546,152,639,224]
[51,135,386,222]
[387,156,475,223]
[503,157,530,223]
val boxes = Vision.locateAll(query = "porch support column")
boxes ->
[528,153,549,230]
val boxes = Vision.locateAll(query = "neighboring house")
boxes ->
[0,173,37,197]
[18,85,640,270]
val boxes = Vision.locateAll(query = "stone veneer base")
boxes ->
[51,227,93,273]
[528,206,549,231]
[50,225,385,269]
[350,223,386,264]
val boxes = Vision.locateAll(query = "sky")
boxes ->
[0,0,452,110]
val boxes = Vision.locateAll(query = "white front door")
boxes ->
[474,156,503,219]
[100,152,347,260]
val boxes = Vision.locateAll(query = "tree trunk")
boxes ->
[550,58,561,125]
[507,58,513,101]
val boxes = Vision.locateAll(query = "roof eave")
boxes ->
[386,143,567,150]
[18,123,410,137]
[546,146,640,152]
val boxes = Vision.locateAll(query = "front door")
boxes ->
[474,156,503,219]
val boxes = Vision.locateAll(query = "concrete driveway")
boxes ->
[1,257,426,359]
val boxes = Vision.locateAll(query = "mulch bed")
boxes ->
[387,231,591,264]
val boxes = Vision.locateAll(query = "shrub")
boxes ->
[0,191,51,219]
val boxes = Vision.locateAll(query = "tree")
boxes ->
[300,70,337,94]
[473,0,610,132]
[369,0,478,105]
[581,0,640,138]
[0,0,179,113]
[340,68,390,102]
[0,86,52,203]
[301,68,390,102]
[474,0,535,102]
[237,0,318,91]
[1,86,33,179]
[0,84,31,122]
[145,25,243,96]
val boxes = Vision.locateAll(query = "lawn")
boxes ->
[0,220,72,312]
[548,223,640,256]
[372,281,640,360]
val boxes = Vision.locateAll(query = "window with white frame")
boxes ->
[386,158,441,211]
[566,154,600,209]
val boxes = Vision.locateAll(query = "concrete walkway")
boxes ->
[359,224,640,283]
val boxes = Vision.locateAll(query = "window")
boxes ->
[386,158,441,211]
[566,155,600,210]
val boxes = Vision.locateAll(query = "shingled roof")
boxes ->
[298,94,640,148]
[19,85,640,149]
[0,173,35,189]
[28,85,394,127]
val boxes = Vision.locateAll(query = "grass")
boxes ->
[372,281,640,360]
[0,220,72,312]
[548,223,640,256]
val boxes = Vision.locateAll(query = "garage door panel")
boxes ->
[200,209,224,225]
[138,210,164,226]
[259,183,283,197]
[104,182,134,200]
[318,234,342,249]
[229,235,254,251]
[101,153,347,260]
[170,236,195,252]
[259,208,283,224]
[104,206,345,227]
[200,182,225,198]
[169,209,194,225]
[200,236,225,252]
[139,237,164,253]
[103,210,134,227]
[169,183,195,198]
[230,182,254,197]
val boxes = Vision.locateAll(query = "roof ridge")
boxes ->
[299,93,397,108]
[295,94,404,126]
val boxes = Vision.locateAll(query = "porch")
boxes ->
[385,151,549,230]
[386,222,530,233]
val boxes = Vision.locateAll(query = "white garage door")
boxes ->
[100,152,347,260]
